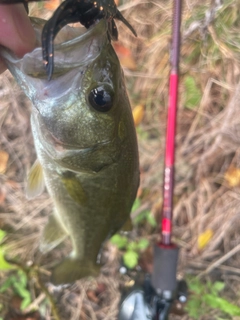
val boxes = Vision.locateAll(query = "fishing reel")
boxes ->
[118,244,188,320]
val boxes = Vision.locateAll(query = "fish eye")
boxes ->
[88,86,113,112]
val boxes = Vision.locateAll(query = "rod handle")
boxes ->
[151,244,179,293]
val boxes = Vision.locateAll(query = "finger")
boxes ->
[0,3,36,57]
[0,57,6,73]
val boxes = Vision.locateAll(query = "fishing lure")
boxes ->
[0,0,137,79]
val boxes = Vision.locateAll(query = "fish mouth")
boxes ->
[32,108,112,152]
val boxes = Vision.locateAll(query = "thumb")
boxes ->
[0,4,36,57]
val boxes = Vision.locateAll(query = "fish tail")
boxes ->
[51,258,100,285]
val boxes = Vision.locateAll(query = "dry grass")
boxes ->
[1,0,240,319]
[121,0,240,272]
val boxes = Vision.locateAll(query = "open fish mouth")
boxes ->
[0,17,108,80]
[1,17,115,154]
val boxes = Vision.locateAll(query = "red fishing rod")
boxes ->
[151,0,182,299]
[119,1,185,319]
[162,0,182,246]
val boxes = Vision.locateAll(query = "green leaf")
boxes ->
[186,277,240,318]
[21,296,32,310]
[0,247,16,271]
[185,298,204,319]
[0,276,14,293]
[204,294,240,316]
[0,230,6,243]
[110,234,128,249]
[136,127,149,140]
[123,250,139,269]
[137,238,149,250]
[188,278,204,295]
[13,280,32,310]
[146,212,157,227]
[184,76,201,109]
[17,270,28,287]
[0,270,31,310]
[13,282,29,298]
[127,241,138,251]
[133,210,156,227]
[133,211,146,224]
[131,198,141,212]
[211,281,225,293]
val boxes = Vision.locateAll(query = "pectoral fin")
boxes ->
[26,159,45,199]
[61,173,87,206]
[40,214,68,253]
[51,258,100,285]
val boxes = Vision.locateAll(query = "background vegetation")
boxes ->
[1,0,240,319]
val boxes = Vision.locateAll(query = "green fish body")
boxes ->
[1,18,139,284]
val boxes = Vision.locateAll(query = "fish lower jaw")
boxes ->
[41,131,112,156]
[33,111,112,153]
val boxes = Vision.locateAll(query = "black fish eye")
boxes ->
[88,86,113,112]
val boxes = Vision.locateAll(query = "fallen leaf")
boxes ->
[138,246,153,273]
[44,0,60,10]
[4,308,41,320]
[132,104,144,126]
[136,187,142,198]
[113,43,137,70]
[198,229,213,250]
[10,295,22,310]
[225,166,240,187]
[6,180,20,189]
[95,282,106,295]
[0,246,16,270]
[0,187,6,204]
[0,150,9,173]
[113,43,131,56]
[87,290,99,304]
[80,309,87,320]
[118,56,137,70]
[114,0,120,5]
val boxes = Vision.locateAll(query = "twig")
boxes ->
[24,292,46,313]
[200,243,240,275]
[189,260,240,276]
[35,272,61,320]
[131,202,150,219]
[182,0,223,40]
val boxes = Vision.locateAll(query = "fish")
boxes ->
[0,17,139,284]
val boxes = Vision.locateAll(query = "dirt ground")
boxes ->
[1,0,240,319]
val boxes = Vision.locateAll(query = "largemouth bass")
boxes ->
[1,18,139,284]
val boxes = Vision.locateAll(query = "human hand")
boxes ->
[0,4,36,73]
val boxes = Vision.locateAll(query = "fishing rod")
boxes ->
[151,0,182,294]
[118,1,187,319]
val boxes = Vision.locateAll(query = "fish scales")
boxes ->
[1,18,139,284]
